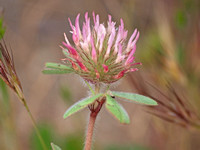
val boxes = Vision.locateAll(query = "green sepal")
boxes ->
[62,49,69,57]
[62,49,76,61]
[51,143,62,150]
[63,93,103,119]
[105,94,130,124]
[111,91,157,106]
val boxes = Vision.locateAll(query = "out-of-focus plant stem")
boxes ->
[22,98,48,150]
[84,84,105,150]
[0,101,19,150]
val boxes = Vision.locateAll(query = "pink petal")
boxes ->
[105,28,116,57]
[128,68,138,73]
[90,36,97,62]
[114,19,126,54]
[82,23,87,40]
[75,13,81,37]
[120,18,124,30]
[93,12,99,31]
[96,24,106,49]
[125,45,136,66]
[68,17,74,31]
[123,30,128,39]
[126,29,137,52]
[72,34,79,44]
[129,62,142,67]
[80,41,89,53]
[85,12,90,28]
[130,31,140,48]
[95,69,100,79]
[77,60,88,72]
[102,64,109,73]
[125,56,135,66]
[107,15,115,34]
[128,29,137,44]
[99,33,105,52]
[85,12,88,21]
[68,17,79,44]
[116,43,124,63]
[114,70,126,79]
[84,12,91,42]
[64,33,71,45]
[62,42,78,59]
[92,11,96,24]
[96,14,99,26]
[108,15,112,23]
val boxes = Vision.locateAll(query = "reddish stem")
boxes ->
[84,99,105,150]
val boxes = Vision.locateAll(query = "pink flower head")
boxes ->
[62,12,141,83]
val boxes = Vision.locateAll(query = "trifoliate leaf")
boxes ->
[63,93,103,119]
[105,95,130,124]
[111,91,157,105]
[51,143,62,150]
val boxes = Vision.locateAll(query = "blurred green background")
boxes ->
[0,0,200,149]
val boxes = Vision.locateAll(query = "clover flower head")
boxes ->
[61,12,141,84]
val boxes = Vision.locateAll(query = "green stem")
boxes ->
[22,99,48,150]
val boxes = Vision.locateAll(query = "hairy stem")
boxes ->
[84,84,105,150]
[84,111,98,150]
[22,99,48,150]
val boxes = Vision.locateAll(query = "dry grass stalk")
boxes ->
[127,74,200,130]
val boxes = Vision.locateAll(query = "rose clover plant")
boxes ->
[43,12,157,150]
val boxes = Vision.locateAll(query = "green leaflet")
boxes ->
[42,62,73,74]
[106,95,130,124]
[42,69,73,74]
[111,91,157,106]
[51,143,62,150]
[63,93,103,119]
[45,62,72,70]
